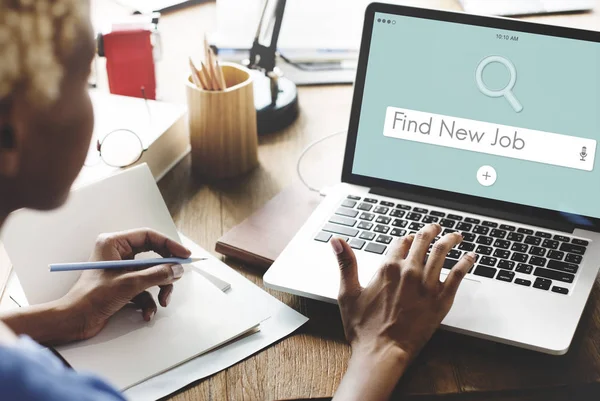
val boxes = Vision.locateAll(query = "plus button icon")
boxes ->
[477,165,497,187]
[482,171,491,181]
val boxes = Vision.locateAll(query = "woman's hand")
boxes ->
[332,223,476,401]
[1,228,191,345]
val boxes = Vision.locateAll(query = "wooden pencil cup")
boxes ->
[186,62,259,179]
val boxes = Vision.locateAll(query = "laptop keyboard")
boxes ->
[314,194,591,296]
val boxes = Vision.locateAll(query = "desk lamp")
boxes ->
[246,0,299,134]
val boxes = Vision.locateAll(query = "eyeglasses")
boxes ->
[84,129,147,168]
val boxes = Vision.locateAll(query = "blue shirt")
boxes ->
[0,336,125,401]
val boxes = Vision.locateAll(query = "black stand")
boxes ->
[247,0,299,134]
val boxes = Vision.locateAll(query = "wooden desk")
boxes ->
[92,1,600,400]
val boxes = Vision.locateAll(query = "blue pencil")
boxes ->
[49,257,207,272]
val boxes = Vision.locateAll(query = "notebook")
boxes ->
[1,164,268,390]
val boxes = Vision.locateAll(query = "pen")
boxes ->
[49,257,207,272]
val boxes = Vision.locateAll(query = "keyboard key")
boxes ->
[365,242,386,254]
[374,224,390,234]
[349,238,366,250]
[376,235,393,244]
[480,256,497,267]
[357,203,373,211]
[534,267,575,283]
[341,199,357,208]
[447,214,463,221]
[474,265,497,278]
[572,239,589,246]
[374,206,389,215]
[507,232,524,242]
[422,215,439,223]
[439,219,455,228]
[347,195,361,200]
[359,213,375,221]
[390,209,405,218]
[336,207,358,218]
[496,270,515,282]
[462,233,476,242]
[529,256,547,266]
[409,222,425,231]
[359,231,376,241]
[406,213,422,221]
[517,228,534,235]
[323,223,359,237]
[456,222,472,231]
[376,216,391,224]
[547,250,564,260]
[516,263,533,274]
[314,231,332,242]
[565,253,582,264]
[498,260,515,270]
[430,211,445,217]
[332,235,349,242]
[413,207,428,214]
[442,229,457,236]
[392,219,408,228]
[482,221,498,228]
[396,204,411,210]
[511,252,528,262]
[499,224,516,231]
[494,239,510,249]
[390,228,406,237]
[465,217,481,224]
[458,242,476,251]
[547,260,579,274]
[541,239,559,250]
[447,249,462,259]
[443,258,459,269]
[529,246,546,257]
[329,215,357,227]
[553,235,570,242]
[357,221,373,230]
[476,236,493,245]
[524,236,541,246]
[380,201,395,207]
[473,226,489,235]
[535,231,552,238]
[490,229,507,239]
[493,249,510,259]
[511,243,528,253]
[476,245,493,255]
[559,243,586,256]
[364,198,378,204]
[552,286,569,295]
[533,278,552,291]
[515,278,531,287]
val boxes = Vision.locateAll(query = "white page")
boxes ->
[57,265,263,390]
[1,164,180,305]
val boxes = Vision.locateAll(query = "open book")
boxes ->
[1,165,268,390]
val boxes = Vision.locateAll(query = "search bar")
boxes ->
[383,107,596,171]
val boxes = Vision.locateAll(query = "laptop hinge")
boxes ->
[370,187,575,233]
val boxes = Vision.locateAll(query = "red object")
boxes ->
[102,29,157,100]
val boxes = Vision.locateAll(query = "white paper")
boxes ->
[124,234,309,401]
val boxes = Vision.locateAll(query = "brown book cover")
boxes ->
[215,185,323,269]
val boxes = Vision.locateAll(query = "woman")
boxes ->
[0,1,475,400]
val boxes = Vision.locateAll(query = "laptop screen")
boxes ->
[351,11,600,221]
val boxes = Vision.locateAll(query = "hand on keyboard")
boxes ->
[331,224,476,401]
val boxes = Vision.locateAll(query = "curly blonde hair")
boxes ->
[0,0,90,107]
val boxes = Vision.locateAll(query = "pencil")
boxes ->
[200,61,214,91]
[49,257,207,272]
[215,59,227,90]
[188,57,204,89]
[206,47,221,90]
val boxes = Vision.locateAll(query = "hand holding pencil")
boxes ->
[189,35,227,91]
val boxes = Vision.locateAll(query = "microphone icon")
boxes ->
[580,146,588,162]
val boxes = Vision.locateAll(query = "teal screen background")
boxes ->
[352,12,600,219]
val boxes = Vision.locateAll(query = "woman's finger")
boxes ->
[103,228,191,259]
[406,224,441,265]
[385,235,414,263]
[331,237,362,301]
[132,291,158,322]
[121,263,184,297]
[442,252,477,300]
[424,232,463,285]
[158,284,174,307]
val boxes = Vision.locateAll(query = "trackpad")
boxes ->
[443,278,482,325]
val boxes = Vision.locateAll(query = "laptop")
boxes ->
[459,0,594,17]
[264,2,600,355]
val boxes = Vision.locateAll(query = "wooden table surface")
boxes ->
[89,1,600,400]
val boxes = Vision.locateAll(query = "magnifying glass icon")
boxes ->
[476,55,523,113]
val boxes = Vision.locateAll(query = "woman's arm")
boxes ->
[331,223,475,401]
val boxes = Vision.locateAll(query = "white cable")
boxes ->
[296,130,346,195]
